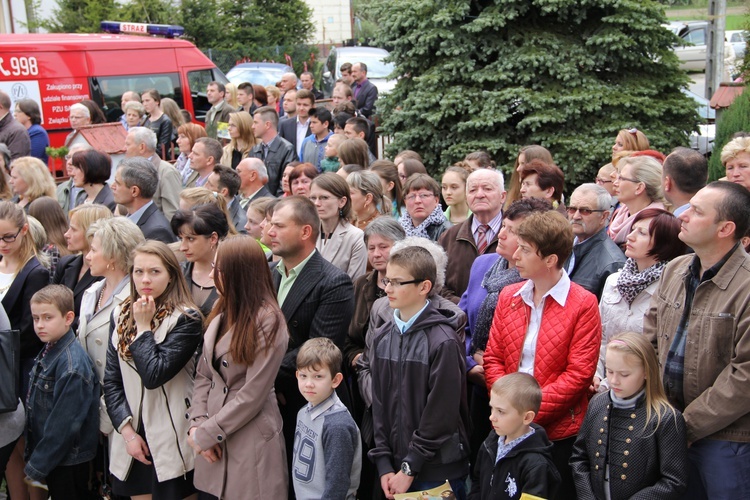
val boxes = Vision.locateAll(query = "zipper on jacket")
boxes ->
[161,386,189,477]
[397,331,403,458]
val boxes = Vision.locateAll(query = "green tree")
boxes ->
[372,0,699,186]
[180,0,225,49]
[39,0,118,33]
[116,0,180,25]
[708,88,749,181]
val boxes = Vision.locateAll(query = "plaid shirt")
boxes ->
[663,244,738,410]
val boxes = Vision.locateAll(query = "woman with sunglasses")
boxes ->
[595,208,685,392]
[0,201,49,500]
[608,155,666,247]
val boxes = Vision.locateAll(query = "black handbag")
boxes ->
[0,329,20,413]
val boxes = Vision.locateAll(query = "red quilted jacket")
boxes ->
[484,280,601,440]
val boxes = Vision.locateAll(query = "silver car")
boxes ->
[321,46,396,97]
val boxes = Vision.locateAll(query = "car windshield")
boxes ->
[227,67,285,87]
[340,54,395,79]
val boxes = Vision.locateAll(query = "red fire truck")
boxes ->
[0,22,227,148]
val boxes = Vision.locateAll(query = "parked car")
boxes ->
[683,88,715,156]
[321,46,396,98]
[667,21,708,72]
[226,62,296,88]
[726,30,747,60]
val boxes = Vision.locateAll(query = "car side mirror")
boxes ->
[323,71,332,79]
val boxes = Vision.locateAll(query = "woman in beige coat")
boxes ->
[188,235,289,499]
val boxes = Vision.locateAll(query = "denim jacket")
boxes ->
[24,329,99,481]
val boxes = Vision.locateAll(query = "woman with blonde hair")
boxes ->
[104,241,202,499]
[224,82,240,110]
[442,165,471,224]
[28,197,72,276]
[221,111,257,169]
[123,100,146,131]
[347,170,389,230]
[370,160,404,217]
[611,127,650,157]
[55,204,113,328]
[721,135,750,191]
[179,187,239,236]
[608,155,665,246]
[9,156,56,210]
[189,236,288,498]
[265,85,281,112]
[78,217,144,392]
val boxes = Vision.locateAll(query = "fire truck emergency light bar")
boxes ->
[100,21,185,38]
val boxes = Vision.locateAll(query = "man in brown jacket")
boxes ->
[644,181,750,500]
[439,169,506,301]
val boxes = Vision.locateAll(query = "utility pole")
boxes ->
[705,0,727,99]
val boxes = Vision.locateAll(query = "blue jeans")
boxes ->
[409,477,467,500]
[684,439,750,499]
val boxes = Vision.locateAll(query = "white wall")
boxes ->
[305,0,352,44]
[1,0,56,33]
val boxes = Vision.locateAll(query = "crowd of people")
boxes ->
[0,59,749,500]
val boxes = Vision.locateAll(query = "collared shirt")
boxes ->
[393,300,430,334]
[127,200,154,225]
[496,426,535,464]
[663,243,738,410]
[276,249,316,307]
[296,117,310,158]
[567,236,580,274]
[471,210,503,248]
[261,135,279,162]
[514,271,571,375]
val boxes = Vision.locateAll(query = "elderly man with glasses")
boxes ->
[562,183,625,300]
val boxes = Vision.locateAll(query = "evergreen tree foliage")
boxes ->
[708,88,750,181]
[371,0,700,186]
[40,0,118,33]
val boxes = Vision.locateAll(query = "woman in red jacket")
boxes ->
[483,210,601,500]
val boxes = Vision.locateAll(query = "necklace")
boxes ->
[356,209,379,230]
[96,282,109,312]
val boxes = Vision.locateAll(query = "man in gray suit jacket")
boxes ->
[111,157,176,244]
[268,196,354,482]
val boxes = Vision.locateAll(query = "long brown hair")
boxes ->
[125,241,199,330]
[208,235,283,365]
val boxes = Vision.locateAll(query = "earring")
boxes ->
[339,208,344,218]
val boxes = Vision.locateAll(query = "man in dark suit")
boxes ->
[237,158,273,209]
[300,71,324,100]
[268,195,355,487]
[111,157,176,244]
[206,165,247,234]
[278,89,314,158]
[351,62,378,118]
[250,106,298,196]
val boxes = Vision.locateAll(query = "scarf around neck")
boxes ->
[116,296,173,360]
[616,258,666,306]
[400,204,445,239]
[470,257,523,354]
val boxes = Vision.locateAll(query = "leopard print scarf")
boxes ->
[116,297,173,360]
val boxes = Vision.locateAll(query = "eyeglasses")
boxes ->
[595,177,612,185]
[616,175,641,184]
[64,155,72,161]
[404,193,435,202]
[0,228,22,243]
[566,207,606,216]
[381,277,425,288]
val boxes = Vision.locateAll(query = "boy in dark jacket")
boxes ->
[368,246,470,499]
[469,373,560,500]
[24,285,99,498]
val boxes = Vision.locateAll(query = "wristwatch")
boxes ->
[400,461,415,477]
